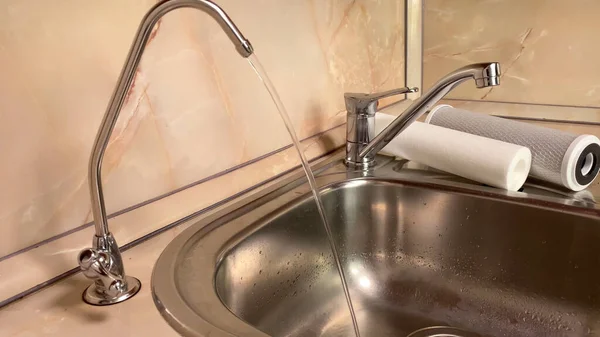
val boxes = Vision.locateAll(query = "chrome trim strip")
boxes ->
[405,0,423,100]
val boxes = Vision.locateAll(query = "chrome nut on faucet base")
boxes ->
[80,275,141,306]
[78,233,141,305]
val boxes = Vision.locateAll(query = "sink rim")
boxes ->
[152,153,336,337]
[152,153,600,337]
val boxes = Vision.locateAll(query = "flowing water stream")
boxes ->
[248,54,361,337]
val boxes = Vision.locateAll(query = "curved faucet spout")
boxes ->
[358,62,500,161]
[82,0,253,305]
[90,0,253,239]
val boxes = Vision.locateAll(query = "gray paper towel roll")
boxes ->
[426,105,600,191]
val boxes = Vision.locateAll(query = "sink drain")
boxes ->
[406,326,481,337]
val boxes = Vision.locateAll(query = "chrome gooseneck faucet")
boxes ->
[344,62,501,168]
[78,0,253,306]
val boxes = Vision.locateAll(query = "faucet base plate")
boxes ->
[82,276,141,306]
[343,159,377,169]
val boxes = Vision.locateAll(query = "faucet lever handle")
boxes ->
[347,87,418,101]
[344,87,419,116]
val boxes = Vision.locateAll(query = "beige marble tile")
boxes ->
[424,0,600,111]
[0,1,405,257]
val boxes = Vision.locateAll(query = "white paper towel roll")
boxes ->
[376,113,532,191]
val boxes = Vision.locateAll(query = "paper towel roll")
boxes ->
[426,105,600,191]
[376,113,532,191]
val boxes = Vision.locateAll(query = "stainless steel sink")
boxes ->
[152,153,600,337]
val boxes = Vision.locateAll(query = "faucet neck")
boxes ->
[88,0,253,237]
[354,62,500,162]
[80,0,253,306]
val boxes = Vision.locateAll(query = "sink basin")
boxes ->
[152,155,600,337]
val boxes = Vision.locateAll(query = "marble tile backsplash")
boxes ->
[0,0,405,257]
[423,0,600,114]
